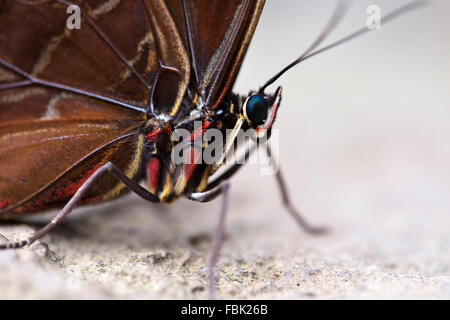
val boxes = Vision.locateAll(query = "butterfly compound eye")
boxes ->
[243,94,268,126]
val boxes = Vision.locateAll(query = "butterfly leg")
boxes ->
[207,143,256,190]
[0,162,159,250]
[210,142,327,234]
[266,145,327,235]
[186,182,230,299]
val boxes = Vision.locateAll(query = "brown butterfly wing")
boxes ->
[0,0,183,216]
[0,88,145,217]
[0,0,190,116]
[166,0,266,110]
[0,132,145,220]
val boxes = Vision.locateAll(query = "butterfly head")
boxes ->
[241,86,282,136]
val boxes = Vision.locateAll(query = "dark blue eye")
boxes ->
[245,94,267,126]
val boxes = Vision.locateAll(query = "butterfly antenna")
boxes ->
[261,0,350,91]
[261,0,428,91]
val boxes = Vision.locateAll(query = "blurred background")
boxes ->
[1,0,449,299]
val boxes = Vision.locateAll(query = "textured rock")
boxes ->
[1,186,449,299]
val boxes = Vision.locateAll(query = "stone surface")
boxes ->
[1,176,449,299]
[1,1,449,299]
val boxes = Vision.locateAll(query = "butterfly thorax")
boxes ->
[142,95,241,203]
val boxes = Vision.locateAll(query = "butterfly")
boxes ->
[0,0,425,297]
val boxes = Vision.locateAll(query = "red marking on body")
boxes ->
[184,148,202,181]
[147,157,160,193]
[146,128,161,143]
[187,121,210,142]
